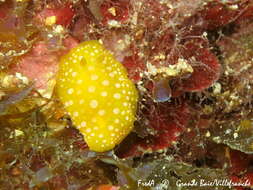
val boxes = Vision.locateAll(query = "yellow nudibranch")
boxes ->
[56,40,138,152]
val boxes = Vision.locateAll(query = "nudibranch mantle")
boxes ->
[56,40,138,152]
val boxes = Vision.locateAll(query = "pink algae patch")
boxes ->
[11,42,58,89]
[10,37,78,89]
[100,0,130,24]
[37,3,75,27]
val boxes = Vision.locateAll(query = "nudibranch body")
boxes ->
[56,40,138,152]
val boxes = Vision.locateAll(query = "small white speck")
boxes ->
[113,108,120,114]
[88,66,94,71]
[79,56,83,61]
[113,93,121,99]
[109,73,115,77]
[114,119,119,123]
[102,80,110,86]
[73,112,79,117]
[106,66,112,71]
[225,129,232,134]
[72,72,77,77]
[108,125,114,130]
[115,83,121,88]
[205,131,211,137]
[88,86,96,92]
[99,134,104,138]
[81,121,87,127]
[77,80,83,84]
[91,74,98,80]
[67,88,74,94]
[79,99,84,104]
[90,100,98,108]
[101,91,108,97]
[94,126,99,130]
[68,100,73,105]
[86,128,91,133]
[98,110,105,116]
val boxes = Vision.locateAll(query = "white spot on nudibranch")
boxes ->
[113,93,121,99]
[101,91,108,97]
[115,83,121,88]
[91,74,98,80]
[90,100,98,108]
[88,66,94,71]
[81,121,87,127]
[73,112,79,117]
[77,79,83,84]
[98,110,105,116]
[113,108,120,114]
[67,88,74,94]
[88,86,96,92]
[79,99,84,104]
[108,125,114,130]
[102,80,110,86]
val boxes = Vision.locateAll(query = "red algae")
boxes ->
[37,3,75,27]
[100,0,130,25]
[180,40,221,92]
